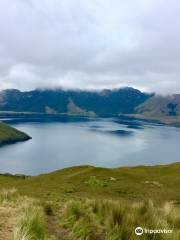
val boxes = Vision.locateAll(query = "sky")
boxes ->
[0,0,180,94]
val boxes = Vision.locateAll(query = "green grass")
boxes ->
[0,163,179,204]
[13,205,46,240]
[0,189,48,240]
[0,123,31,147]
[0,163,180,239]
[0,188,179,240]
[61,199,180,240]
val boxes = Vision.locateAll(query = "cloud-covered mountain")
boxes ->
[0,87,151,116]
[0,87,180,117]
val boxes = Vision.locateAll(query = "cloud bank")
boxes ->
[0,0,180,93]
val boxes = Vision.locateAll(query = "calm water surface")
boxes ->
[0,117,180,175]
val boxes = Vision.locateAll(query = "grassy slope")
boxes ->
[0,163,180,239]
[61,198,180,240]
[135,95,180,116]
[0,124,31,146]
[1,189,180,240]
[0,163,180,203]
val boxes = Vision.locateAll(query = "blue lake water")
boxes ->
[0,116,180,175]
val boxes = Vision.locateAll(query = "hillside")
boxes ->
[1,163,180,203]
[0,163,180,239]
[0,124,31,147]
[136,94,180,117]
[0,88,151,116]
[1,88,180,119]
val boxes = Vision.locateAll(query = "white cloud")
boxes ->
[0,0,180,93]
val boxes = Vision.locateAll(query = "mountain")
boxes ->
[136,94,180,116]
[0,87,151,116]
[1,88,180,118]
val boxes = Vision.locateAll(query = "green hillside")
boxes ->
[0,124,31,147]
[0,163,180,239]
[1,163,180,203]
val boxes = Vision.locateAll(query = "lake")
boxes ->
[0,116,180,175]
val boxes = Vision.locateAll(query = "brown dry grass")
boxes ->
[0,189,22,240]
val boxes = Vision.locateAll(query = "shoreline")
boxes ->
[1,111,180,127]
[124,114,180,127]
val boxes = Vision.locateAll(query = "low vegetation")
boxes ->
[0,189,47,240]
[1,163,179,204]
[61,199,180,240]
[0,163,179,239]
[0,124,31,147]
[0,188,179,240]
[13,205,46,240]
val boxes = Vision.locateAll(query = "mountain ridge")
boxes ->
[0,87,151,116]
[0,87,180,118]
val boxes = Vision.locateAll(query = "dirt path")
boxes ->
[46,213,70,240]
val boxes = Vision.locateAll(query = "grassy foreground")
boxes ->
[0,163,180,239]
[61,198,180,240]
[0,124,31,147]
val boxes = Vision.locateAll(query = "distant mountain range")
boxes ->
[0,87,180,117]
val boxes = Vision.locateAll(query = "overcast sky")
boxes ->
[0,0,180,93]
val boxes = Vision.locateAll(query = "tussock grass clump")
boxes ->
[13,205,46,240]
[61,199,180,240]
[0,189,48,240]
[0,188,18,203]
